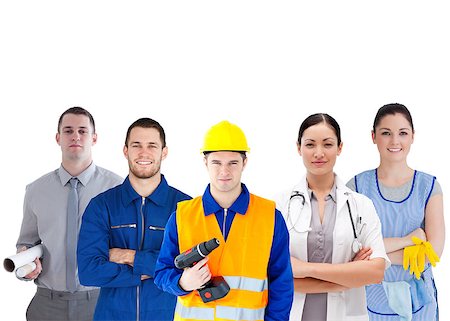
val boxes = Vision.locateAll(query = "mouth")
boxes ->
[387,148,402,153]
[312,161,327,166]
[136,160,153,165]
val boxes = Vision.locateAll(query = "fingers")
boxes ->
[179,257,212,292]
[25,258,42,279]
[353,247,372,261]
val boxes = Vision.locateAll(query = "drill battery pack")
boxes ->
[198,276,230,303]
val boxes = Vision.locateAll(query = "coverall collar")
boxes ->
[202,183,250,216]
[121,174,170,207]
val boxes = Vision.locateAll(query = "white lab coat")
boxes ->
[276,175,390,321]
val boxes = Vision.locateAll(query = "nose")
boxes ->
[390,133,400,144]
[219,165,231,176]
[314,147,324,158]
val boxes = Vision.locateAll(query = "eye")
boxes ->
[399,131,409,136]
[305,143,314,148]
[325,143,334,148]
[63,129,74,134]
[381,131,390,136]
[78,129,89,135]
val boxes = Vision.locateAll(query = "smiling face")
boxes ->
[123,126,167,180]
[298,122,342,177]
[372,113,414,163]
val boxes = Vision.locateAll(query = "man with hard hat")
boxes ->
[154,120,293,321]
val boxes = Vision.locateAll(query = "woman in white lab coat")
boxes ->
[276,113,390,321]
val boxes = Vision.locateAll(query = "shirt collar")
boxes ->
[121,174,170,207]
[307,180,338,203]
[202,183,250,216]
[58,162,96,187]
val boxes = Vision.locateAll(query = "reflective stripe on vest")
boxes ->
[224,276,268,292]
[175,303,265,321]
[216,306,265,320]
[175,304,214,320]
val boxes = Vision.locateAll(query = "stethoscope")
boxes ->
[287,190,366,253]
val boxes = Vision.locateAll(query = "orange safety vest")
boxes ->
[175,194,275,321]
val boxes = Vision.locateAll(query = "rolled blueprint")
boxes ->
[16,262,37,278]
[3,244,43,273]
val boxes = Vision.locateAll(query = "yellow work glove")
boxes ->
[403,244,421,280]
[412,236,440,267]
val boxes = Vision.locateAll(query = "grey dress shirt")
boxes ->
[16,163,122,292]
[302,184,337,321]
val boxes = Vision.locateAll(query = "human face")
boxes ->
[298,122,342,177]
[372,113,414,162]
[56,113,97,163]
[204,151,246,195]
[123,127,168,180]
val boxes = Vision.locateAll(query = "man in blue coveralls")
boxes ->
[77,117,191,321]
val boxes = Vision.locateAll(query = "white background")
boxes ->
[1,1,448,320]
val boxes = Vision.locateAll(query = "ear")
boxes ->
[92,133,98,146]
[411,130,415,144]
[337,142,343,156]
[161,146,168,160]
[123,145,128,159]
[56,133,61,145]
[297,142,302,156]
[371,131,376,144]
[242,157,248,170]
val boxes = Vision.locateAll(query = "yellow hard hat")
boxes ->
[200,120,250,153]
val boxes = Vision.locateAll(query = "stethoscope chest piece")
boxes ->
[352,239,362,253]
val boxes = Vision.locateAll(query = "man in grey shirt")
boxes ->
[15,107,123,321]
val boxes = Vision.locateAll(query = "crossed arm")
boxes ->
[291,249,385,294]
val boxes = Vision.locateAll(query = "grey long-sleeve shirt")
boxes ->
[16,163,122,292]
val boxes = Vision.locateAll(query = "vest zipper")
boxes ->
[222,208,228,238]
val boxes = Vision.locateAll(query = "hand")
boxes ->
[17,247,42,280]
[178,257,211,291]
[24,257,42,280]
[353,247,373,261]
[109,248,136,266]
[290,256,310,278]
[141,275,150,281]
[406,228,426,244]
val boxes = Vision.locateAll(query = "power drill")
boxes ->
[174,238,230,303]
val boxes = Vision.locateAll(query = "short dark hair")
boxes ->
[125,118,166,148]
[373,103,414,133]
[58,107,95,133]
[297,113,342,146]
